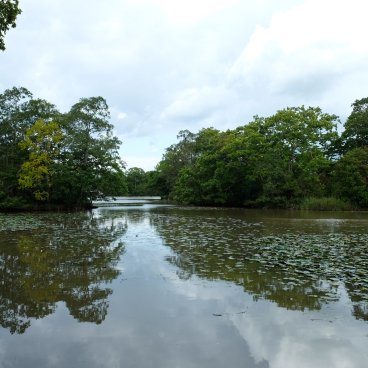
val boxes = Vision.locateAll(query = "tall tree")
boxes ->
[0,0,21,50]
[332,147,368,207]
[126,167,146,196]
[55,97,124,206]
[340,97,368,152]
[0,87,59,205]
[18,119,64,201]
[249,106,338,205]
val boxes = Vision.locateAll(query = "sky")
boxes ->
[2,0,368,170]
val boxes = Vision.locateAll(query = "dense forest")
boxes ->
[1,86,368,210]
[128,98,368,210]
[0,87,126,210]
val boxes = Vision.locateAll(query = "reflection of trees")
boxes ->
[151,209,368,316]
[0,212,126,334]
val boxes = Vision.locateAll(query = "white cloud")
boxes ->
[2,0,368,169]
[229,0,368,114]
[160,86,237,122]
[136,0,240,25]
[117,112,127,120]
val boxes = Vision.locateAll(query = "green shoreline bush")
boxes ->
[300,197,354,211]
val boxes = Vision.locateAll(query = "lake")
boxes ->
[0,204,367,368]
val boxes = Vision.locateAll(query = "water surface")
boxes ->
[0,206,367,367]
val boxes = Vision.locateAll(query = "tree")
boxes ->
[156,129,196,196]
[0,87,59,207]
[155,106,339,207]
[332,147,368,207]
[54,97,124,206]
[0,0,21,50]
[126,167,146,195]
[340,97,368,152]
[246,106,338,205]
[18,119,63,201]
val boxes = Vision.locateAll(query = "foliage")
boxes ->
[2,86,368,210]
[0,87,125,210]
[153,207,368,314]
[125,167,147,196]
[340,97,368,152]
[0,87,60,206]
[151,106,340,208]
[332,147,368,208]
[299,197,353,211]
[0,0,21,50]
[55,96,125,206]
[18,119,63,201]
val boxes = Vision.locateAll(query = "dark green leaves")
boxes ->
[0,0,21,51]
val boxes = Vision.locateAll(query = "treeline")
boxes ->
[133,100,368,209]
[2,86,368,210]
[0,87,126,210]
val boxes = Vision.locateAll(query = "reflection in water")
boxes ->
[149,207,368,319]
[0,212,126,334]
[1,207,367,367]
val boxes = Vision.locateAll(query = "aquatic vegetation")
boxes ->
[151,208,368,318]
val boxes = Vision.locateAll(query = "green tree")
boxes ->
[247,106,338,206]
[0,87,59,207]
[55,97,124,206]
[126,167,147,195]
[156,129,196,196]
[0,0,21,51]
[332,147,368,207]
[340,97,368,152]
[18,119,63,201]
[173,128,229,205]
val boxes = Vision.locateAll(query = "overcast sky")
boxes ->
[2,0,368,170]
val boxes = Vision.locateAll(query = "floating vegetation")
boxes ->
[0,213,45,231]
[150,208,368,319]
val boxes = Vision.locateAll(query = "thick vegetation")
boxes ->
[130,100,368,209]
[0,87,126,210]
[1,86,368,210]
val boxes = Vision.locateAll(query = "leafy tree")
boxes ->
[0,87,59,206]
[155,106,339,207]
[173,128,229,205]
[143,170,169,197]
[55,97,124,206]
[0,0,21,51]
[340,97,368,152]
[126,167,147,195]
[332,147,368,207]
[18,119,64,201]
[156,129,196,196]
[246,106,338,206]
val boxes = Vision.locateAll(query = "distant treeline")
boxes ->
[1,86,368,210]
[127,98,368,210]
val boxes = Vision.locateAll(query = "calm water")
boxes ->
[0,205,368,368]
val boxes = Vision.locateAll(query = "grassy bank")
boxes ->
[299,197,354,211]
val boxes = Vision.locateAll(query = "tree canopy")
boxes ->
[0,87,126,210]
[0,0,21,51]
[134,100,368,209]
[1,86,368,210]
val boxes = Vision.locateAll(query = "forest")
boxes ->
[1,86,368,210]
[0,87,126,210]
[127,97,368,210]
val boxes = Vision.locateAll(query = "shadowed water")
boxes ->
[0,206,367,367]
